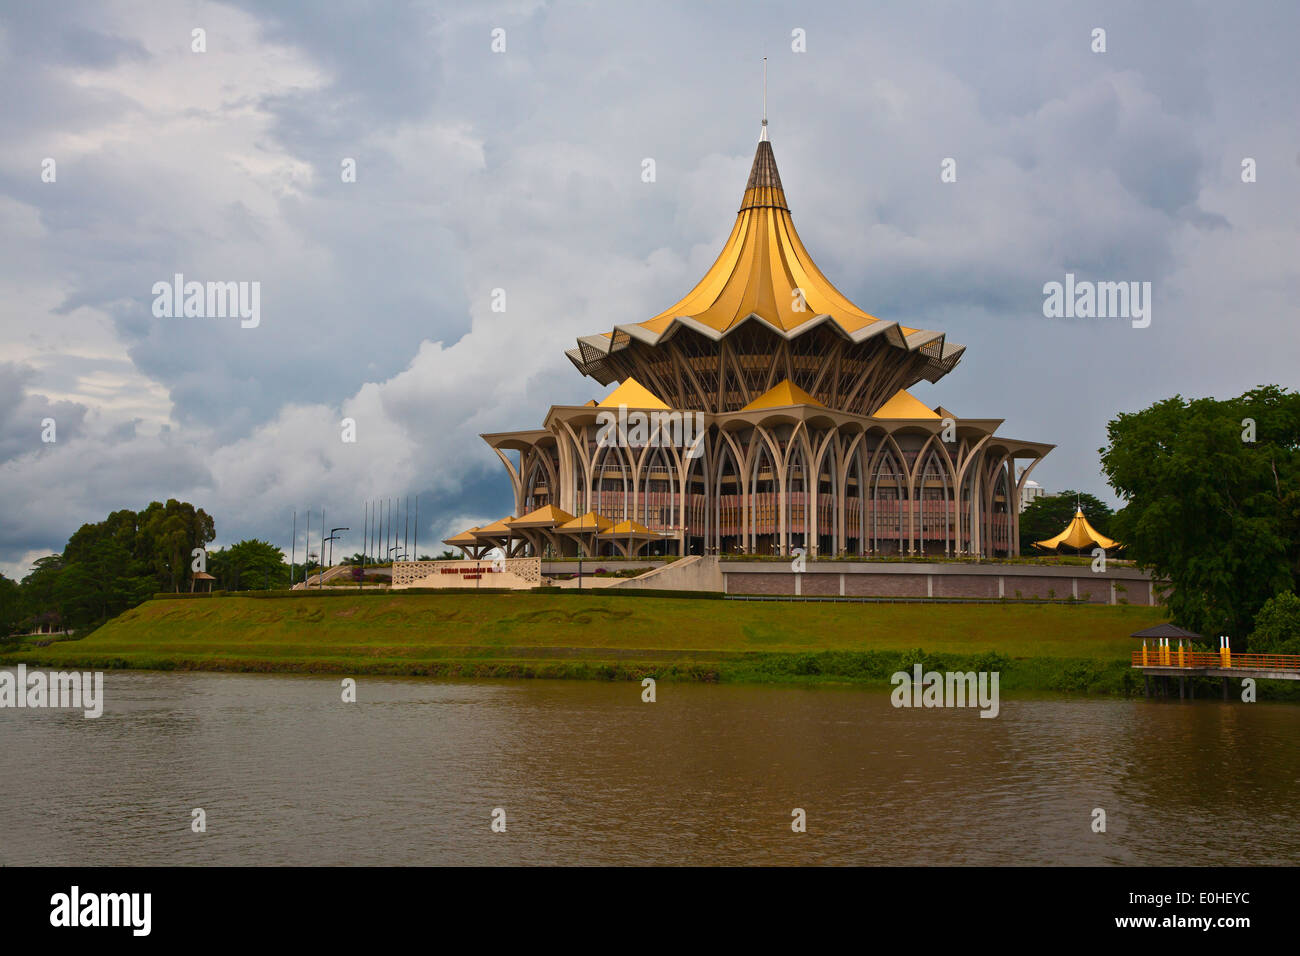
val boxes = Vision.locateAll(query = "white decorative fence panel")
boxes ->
[390,558,542,589]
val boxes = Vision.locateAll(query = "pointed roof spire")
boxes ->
[741,138,786,211]
[760,56,768,142]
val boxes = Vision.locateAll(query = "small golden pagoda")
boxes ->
[1034,509,1120,552]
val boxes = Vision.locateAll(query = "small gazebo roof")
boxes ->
[1034,509,1120,551]
[1131,624,1202,640]
[192,572,215,580]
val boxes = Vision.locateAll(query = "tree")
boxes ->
[1100,386,1300,642]
[0,573,21,637]
[139,499,215,592]
[1018,490,1114,554]
[15,500,216,633]
[1249,591,1300,654]
[20,555,66,628]
[55,537,152,627]
[208,539,288,591]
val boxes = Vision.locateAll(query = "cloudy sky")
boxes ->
[1,0,1297,575]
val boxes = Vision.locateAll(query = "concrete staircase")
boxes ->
[608,555,722,592]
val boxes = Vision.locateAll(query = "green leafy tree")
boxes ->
[17,500,216,632]
[1248,591,1300,654]
[208,539,288,591]
[1100,386,1300,642]
[20,555,66,628]
[1019,490,1114,554]
[55,537,153,627]
[139,499,215,592]
[0,572,22,636]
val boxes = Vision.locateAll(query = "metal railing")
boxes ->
[1131,649,1300,670]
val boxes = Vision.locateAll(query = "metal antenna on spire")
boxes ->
[760,56,768,141]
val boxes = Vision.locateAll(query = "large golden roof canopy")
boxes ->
[566,134,963,384]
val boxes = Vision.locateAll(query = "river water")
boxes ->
[1,672,1296,866]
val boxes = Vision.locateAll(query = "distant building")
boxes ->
[1020,478,1046,512]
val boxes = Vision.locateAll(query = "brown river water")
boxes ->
[1,672,1296,865]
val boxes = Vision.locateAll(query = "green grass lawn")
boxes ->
[0,592,1168,692]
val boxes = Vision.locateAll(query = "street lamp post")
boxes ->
[578,510,585,591]
[328,527,348,571]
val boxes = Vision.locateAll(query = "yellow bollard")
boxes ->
[1141,641,1148,666]
[1177,640,1184,667]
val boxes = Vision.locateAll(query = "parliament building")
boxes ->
[457,129,1052,560]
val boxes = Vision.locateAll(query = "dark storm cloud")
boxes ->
[0,362,88,465]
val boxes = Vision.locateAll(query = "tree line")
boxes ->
[1100,385,1300,652]
[0,500,311,636]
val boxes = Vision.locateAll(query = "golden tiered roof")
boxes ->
[638,141,917,340]
[566,134,961,375]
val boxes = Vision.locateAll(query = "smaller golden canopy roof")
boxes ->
[474,517,518,537]
[597,519,655,538]
[598,378,670,409]
[557,511,614,533]
[872,389,940,419]
[509,505,576,528]
[1034,509,1120,551]
[740,379,824,411]
[442,527,481,545]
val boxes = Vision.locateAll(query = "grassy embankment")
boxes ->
[0,591,1175,694]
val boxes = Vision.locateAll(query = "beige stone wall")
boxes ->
[722,562,1157,603]
[728,573,798,595]
[800,573,841,596]
[843,573,928,597]
[931,575,999,599]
